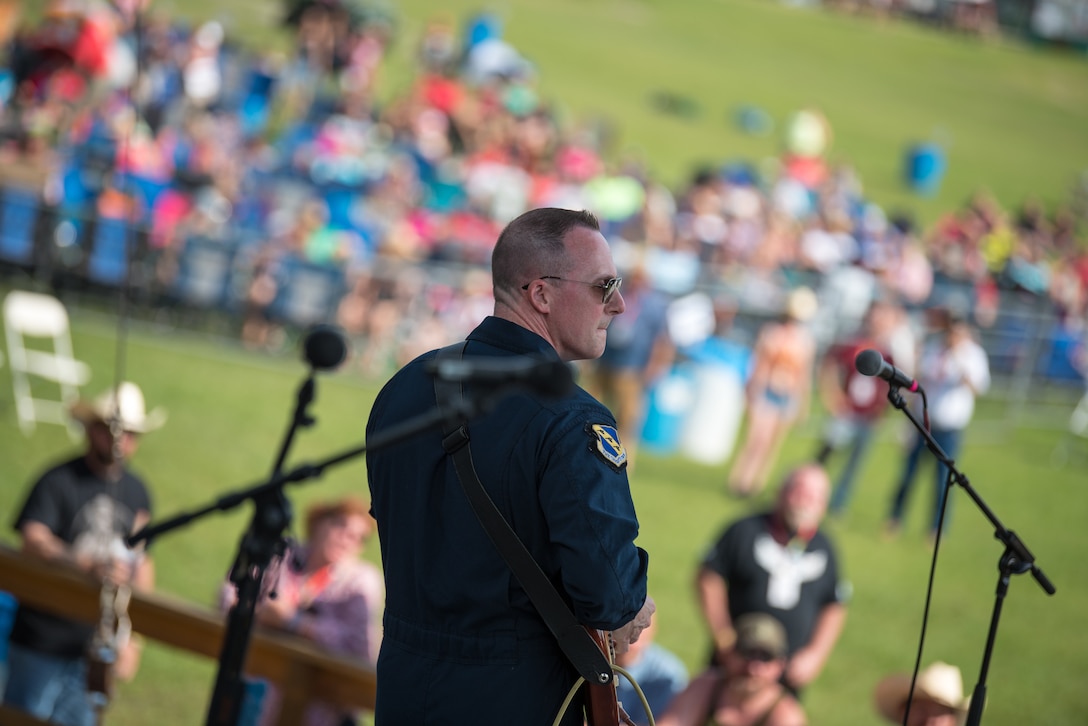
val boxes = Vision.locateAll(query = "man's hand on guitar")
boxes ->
[610,596,655,657]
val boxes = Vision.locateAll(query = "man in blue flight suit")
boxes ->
[366,207,654,725]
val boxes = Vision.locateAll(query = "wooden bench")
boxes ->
[0,545,376,725]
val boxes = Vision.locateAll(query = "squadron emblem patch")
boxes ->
[587,423,628,470]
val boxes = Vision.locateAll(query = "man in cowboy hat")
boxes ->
[874,661,971,726]
[3,382,164,726]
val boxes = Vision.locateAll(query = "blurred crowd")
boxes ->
[0,0,1084,384]
[2,3,1082,723]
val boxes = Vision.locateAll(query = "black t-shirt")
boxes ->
[9,456,152,657]
[701,513,843,655]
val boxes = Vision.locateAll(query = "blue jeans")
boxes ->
[888,428,963,534]
[2,643,96,726]
[826,418,878,515]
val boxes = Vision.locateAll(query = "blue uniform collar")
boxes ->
[467,316,562,362]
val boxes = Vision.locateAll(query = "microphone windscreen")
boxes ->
[855,348,884,377]
[303,325,348,370]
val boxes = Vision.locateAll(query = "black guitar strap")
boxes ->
[432,341,612,685]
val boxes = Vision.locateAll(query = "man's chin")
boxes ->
[594,332,610,354]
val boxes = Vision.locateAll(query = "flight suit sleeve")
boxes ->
[536,412,648,632]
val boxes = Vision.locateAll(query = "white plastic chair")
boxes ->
[3,290,91,439]
[1052,388,1088,468]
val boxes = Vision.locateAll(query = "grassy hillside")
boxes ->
[1,307,1084,724]
[148,0,1088,229]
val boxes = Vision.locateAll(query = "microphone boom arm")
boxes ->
[127,394,487,548]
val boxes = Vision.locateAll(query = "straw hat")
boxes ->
[70,382,167,434]
[874,661,970,723]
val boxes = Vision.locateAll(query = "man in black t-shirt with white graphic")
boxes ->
[696,464,847,696]
[3,382,164,726]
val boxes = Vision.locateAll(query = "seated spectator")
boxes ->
[698,465,847,696]
[874,661,970,726]
[615,609,689,726]
[656,613,806,726]
[219,496,383,726]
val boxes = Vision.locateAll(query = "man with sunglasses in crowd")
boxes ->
[366,207,654,725]
[655,612,806,726]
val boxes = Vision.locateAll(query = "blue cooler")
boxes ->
[641,366,696,455]
[905,143,946,195]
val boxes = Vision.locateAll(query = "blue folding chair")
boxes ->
[117,173,168,223]
[320,183,359,230]
[269,257,346,328]
[239,68,277,137]
[0,187,41,265]
[0,590,15,694]
[174,236,239,308]
[86,215,133,287]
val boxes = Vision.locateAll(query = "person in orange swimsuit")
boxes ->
[727,288,818,497]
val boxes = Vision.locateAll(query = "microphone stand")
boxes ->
[884,384,1056,726]
[202,368,318,726]
[128,382,516,726]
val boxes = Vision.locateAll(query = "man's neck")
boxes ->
[767,511,816,546]
[492,304,558,356]
[85,452,123,483]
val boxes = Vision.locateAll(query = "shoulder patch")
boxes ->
[586,423,628,470]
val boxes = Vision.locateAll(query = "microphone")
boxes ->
[426,355,575,398]
[855,348,920,392]
[302,325,348,371]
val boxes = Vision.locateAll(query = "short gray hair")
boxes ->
[491,208,601,294]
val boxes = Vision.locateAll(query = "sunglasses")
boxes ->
[521,276,623,304]
[738,648,779,663]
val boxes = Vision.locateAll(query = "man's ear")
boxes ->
[524,280,553,313]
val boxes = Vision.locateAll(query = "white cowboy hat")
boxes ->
[874,661,971,723]
[70,382,167,434]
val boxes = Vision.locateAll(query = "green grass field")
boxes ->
[1,307,1085,725]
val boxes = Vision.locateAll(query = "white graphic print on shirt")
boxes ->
[753,533,828,609]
